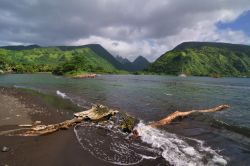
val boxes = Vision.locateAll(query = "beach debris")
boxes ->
[2,146,10,152]
[72,73,97,79]
[149,105,230,127]
[131,105,230,138]
[34,121,42,125]
[18,124,33,127]
[1,104,230,137]
[74,105,118,121]
[4,105,118,136]
[119,113,137,133]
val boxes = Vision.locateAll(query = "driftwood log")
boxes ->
[150,104,230,127]
[0,105,118,136]
[132,105,230,138]
[1,104,229,136]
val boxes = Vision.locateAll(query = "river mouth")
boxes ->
[0,73,250,165]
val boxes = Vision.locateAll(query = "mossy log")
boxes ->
[119,113,137,133]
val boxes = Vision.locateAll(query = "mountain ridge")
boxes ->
[0,44,150,73]
[148,41,250,77]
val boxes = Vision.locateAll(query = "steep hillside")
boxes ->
[148,42,250,77]
[132,56,150,71]
[53,48,117,75]
[0,47,116,74]
[115,55,150,71]
[116,55,131,64]
[57,44,124,70]
[1,44,124,70]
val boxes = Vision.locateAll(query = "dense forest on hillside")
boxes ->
[1,42,250,77]
[0,47,118,75]
[148,42,250,77]
[115,55,150,71]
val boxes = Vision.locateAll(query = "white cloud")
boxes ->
[0,0,250,61]
[71,36,159,61]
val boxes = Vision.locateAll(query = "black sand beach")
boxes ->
[0,87,112,166]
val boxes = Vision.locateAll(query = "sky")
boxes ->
[0,0,250,61]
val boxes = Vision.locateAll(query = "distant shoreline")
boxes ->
[1,71,250,79]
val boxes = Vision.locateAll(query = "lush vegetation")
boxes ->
[52,48,118,75]
[2,42,249,77]
[0,47,118,75]
[148,42,250,77]
[115,55,150,71]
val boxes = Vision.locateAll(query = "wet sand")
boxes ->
[0,87,112,166]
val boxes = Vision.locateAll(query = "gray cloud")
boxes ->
[1,0,250,61]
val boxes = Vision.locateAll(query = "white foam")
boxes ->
[74,123,147,165]
[134,121,227,166]
[56,90,67,98]
[164,93,173,96]
[140,154,157,160]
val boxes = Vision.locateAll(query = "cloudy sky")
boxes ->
[1,0,250,61]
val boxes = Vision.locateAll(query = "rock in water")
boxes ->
[2,146,10,152]
[120,113,137,133]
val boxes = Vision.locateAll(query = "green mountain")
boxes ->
[57,44,124,70]
[132,56,150,71]
[116,55,131,64]
[0,44,40,50]
[0,46,117,74]
[0,44,151,74]
[148,42,250,77]
[115,55,150,71]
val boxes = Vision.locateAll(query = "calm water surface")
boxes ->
[0,73,250,165]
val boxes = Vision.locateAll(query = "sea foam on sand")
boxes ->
[134,121,227,166]
[74,120,227,166]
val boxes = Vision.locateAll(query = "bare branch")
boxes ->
[150,105,230,128]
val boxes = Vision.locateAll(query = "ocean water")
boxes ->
[0,73,250,165]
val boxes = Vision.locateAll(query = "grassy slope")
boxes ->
[0,47,118,74]
[149,42,250,77]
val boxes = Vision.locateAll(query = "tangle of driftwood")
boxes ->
[0,105,230,136]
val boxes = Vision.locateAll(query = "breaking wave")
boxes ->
[134,121,227,166]
[56,90,67,98]
[74,122,161,165]
[74,121,227,166]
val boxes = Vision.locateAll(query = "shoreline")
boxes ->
[1,71,250,79]
[0,87,111,166]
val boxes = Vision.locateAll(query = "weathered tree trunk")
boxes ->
[1,104,230,136]
[1,105,118,136]
[150,105,230,127]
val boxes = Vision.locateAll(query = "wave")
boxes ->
[56,90,94,109]
[74,122,161,165]
[74,121,227,166]
[56,90,67,98]
[134,121,227,166]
